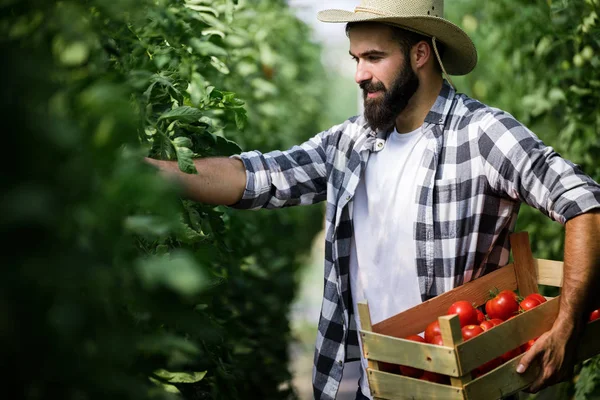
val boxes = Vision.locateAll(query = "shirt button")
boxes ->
[376,142,383,148]
[346,195,351,201]
[338,360,343,365]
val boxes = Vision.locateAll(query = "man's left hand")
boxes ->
[516,322,578,393]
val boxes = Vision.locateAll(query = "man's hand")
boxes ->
[516,320,578,393]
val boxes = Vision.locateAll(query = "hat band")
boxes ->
[354,6,386,15]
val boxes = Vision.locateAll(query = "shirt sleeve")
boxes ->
[477,110,600,224]
[227,130,330,210]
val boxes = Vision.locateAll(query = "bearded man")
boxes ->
[146,1,600,399]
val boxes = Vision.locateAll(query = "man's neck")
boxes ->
[394,75,443,134]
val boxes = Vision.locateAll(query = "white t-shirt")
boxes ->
[349,126,428,399]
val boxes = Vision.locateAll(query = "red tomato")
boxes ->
[448,300,479,327]
[476,309,486,324]
[378,361,400,374]
[461,324,484,341]
[425,320,441,343]
[420,371,449,384]
[430,335,444,346]
[519,297,542,311]
[501,346,523,363]
[521,337,538,352]
[479,320,495,331]
[485,290,519,321]
[525,293,547,304]
[472,356,503,378]
[399,335,426,378]
[489,318,504,326]
[590,309,600,322]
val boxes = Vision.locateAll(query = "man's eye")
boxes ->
[368,56,381,62]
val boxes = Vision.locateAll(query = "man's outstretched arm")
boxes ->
[517,209,600,392]
[145,157,246,206]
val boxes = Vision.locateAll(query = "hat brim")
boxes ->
[317,9,477,76]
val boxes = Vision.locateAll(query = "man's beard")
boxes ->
[361,60,419,132]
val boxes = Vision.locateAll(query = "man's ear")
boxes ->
[413,41,431,70]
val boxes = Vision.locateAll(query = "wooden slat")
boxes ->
[372,264,518,338]
[456,297,560,374]
[439,315,472,388]
[510,232,539,297]
[534,258,564,287]
[360,330,460,376]
[463,353,539,400]
[367,369,464,400]
[358,301,380,373]
[464,319,600,399]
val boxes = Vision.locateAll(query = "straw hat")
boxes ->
[317,0,477,76]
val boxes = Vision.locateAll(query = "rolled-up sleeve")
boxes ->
[227,130,329,210]
[478,111,600,224]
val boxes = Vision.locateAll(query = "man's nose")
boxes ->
[355,62,372,84]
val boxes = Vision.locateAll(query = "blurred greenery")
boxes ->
[3,0,599,398]
[1,0,326,399]
[447,0,600,398]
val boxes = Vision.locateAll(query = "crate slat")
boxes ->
[360,330,460,376]
[534,259,564,287]
[510,232,539,297]
[456,297,560,374]
[372,264,518,338]
[462,353,539,400]
[438,315,472,387]
[367,369,464,400]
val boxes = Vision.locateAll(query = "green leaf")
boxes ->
[159,106,203,123]
[149,377,180,394]
[136,251,207,296]
[124,215,173,236]
[214,135,242,155]
[210,56,230,74]
[234,108,247,130]
[189,38,228,57]
[153,369,207,384]
[184,4,219,17]
[174,145,197,174]
[173,136,193,148]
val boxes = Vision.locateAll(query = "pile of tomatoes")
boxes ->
[379,290,600,382]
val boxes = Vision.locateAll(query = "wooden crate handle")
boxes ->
[358,301,387,400]
[439,314,472,390]
[509,232,539,297]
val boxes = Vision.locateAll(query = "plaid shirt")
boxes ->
[230,81,600,399]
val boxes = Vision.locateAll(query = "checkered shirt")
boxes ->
[229,81,600,399]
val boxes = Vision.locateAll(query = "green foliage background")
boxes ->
[447,0,600,397]
[3,0,599,399]
[1,0,326,399]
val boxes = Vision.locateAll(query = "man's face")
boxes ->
[349,23,419,131]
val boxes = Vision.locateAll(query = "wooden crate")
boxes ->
[358,232,600,400]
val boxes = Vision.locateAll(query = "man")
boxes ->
[146,0,600,399]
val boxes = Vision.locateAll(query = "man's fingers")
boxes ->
[517,343,541,374]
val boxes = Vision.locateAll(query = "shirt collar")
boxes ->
[423,79,455,126]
